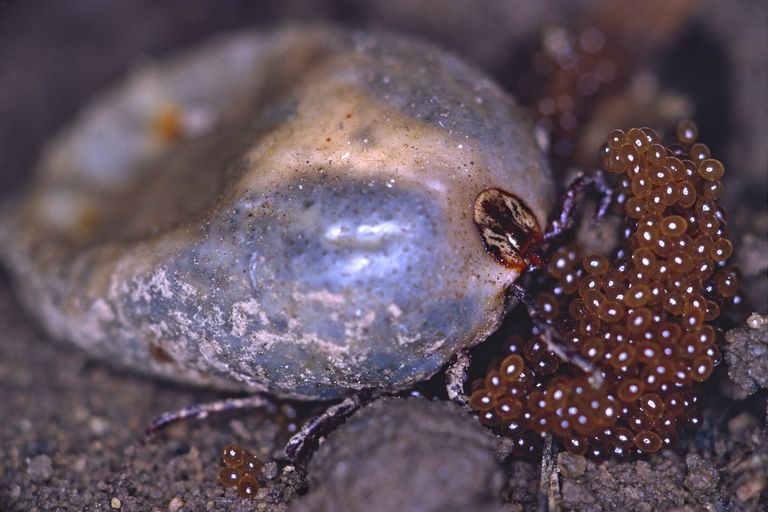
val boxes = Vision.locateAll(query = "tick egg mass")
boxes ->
[471,123,737,459]
[0,26,552,399]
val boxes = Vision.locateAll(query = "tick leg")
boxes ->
[145,395,271,435]
[592,171,615,223]
[284,392,372,463]
[509,282,603,388]
[544,170,613,242]
[445,348,471,408]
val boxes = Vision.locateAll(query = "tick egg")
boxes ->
[471,123,736,459]
[0,26,552,399]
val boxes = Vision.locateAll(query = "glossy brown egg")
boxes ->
[217,443,264,499]
[470,122,736,459]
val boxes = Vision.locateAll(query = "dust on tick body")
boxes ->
[0,25,553,402]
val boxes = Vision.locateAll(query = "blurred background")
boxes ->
[1,0,765,195]
[2,0,765,305]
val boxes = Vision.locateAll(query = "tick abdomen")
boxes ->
[1,26,552,399]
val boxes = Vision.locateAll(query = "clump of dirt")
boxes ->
[293,397,506,511]
[726,314,768,395]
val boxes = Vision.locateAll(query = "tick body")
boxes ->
[0,26,552,399]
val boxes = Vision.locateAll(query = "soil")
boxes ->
[0,1,766,511]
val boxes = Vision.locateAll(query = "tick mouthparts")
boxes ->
[524,245,545,272]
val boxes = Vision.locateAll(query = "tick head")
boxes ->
[474,188,544,273]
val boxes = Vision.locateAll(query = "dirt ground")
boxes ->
[1,273,766,511]
[0,1,766,511]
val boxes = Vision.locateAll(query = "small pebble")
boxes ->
[111,497,122,509]
[72,456,87,473]
[27,455,53,481]
[263,461,279,480]
[736,474,766,502]
[727,412,759,435]
[168,496,184,512]
[17,418,32,433]
[88,416,110,436]
[684,454,718,493]
[746,313,767,329]
[10,485,21,499]
[558,452,587,478]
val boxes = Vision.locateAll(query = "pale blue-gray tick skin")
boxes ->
[0,26,552,399]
